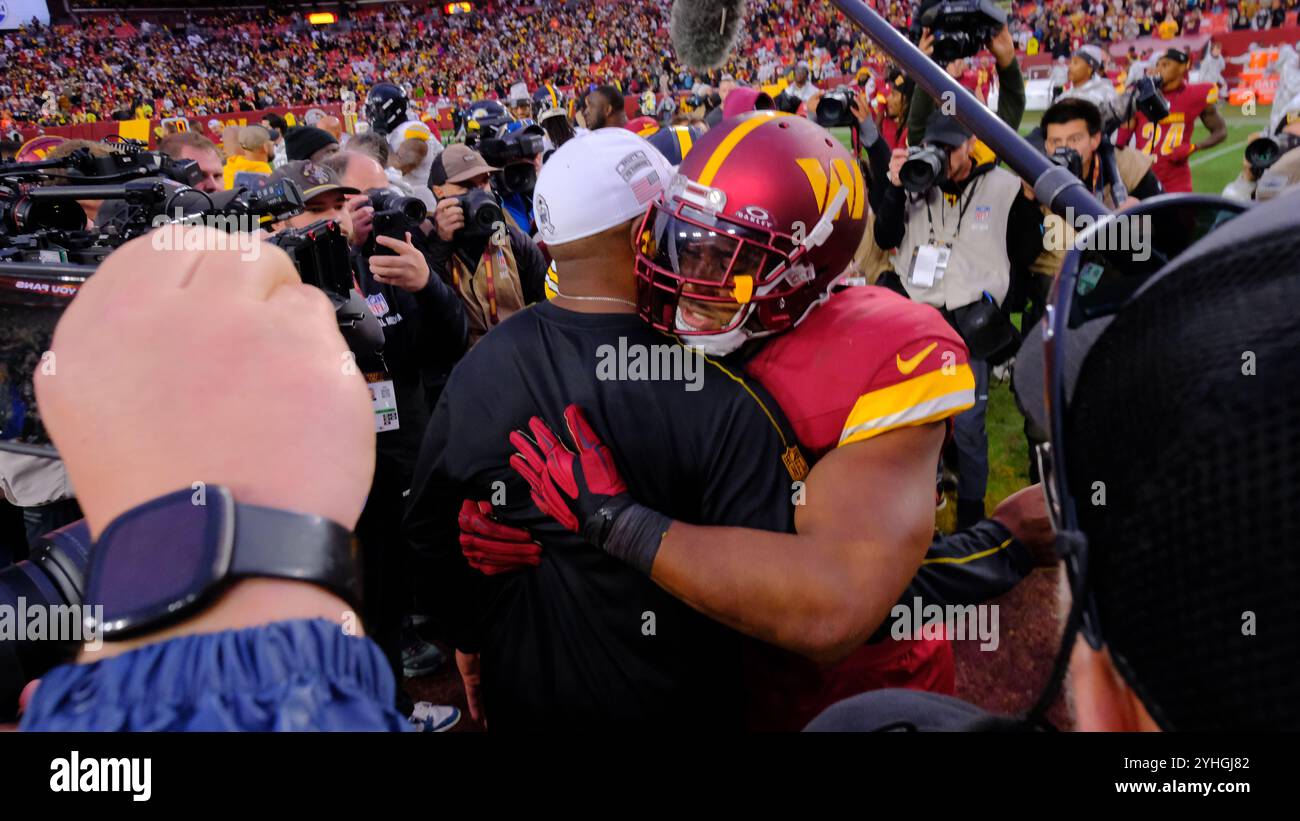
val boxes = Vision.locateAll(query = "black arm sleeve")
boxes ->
[865,122,895,213]
[873,182,909,251]
[1005,190,1045,273]
[900,520,1035,609]
[509,225,550,305]
[995,61,1026,133]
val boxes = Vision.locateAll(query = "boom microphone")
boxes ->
[671,0,747,70]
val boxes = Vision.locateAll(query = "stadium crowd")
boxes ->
[1010,0,1300,58]
[1,0,914,128]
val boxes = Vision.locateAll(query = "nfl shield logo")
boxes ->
[974,206,992,221]
[366,293,390,317]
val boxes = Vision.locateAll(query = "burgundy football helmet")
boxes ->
[633,111,868,354]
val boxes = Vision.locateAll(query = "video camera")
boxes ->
[0,141,384,455]
[480,126,546,196]
[911,0,1007,65]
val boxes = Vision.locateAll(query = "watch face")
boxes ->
[84,486,235,639]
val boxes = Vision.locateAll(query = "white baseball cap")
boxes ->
[532,127,675,246]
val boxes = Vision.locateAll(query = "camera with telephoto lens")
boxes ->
[816,85,861,128]
[1245,132,1300,179]
[364,189,427,256]
[0,520,92,722]
[900,143,950,193]
[912,0,1008,64]
[455,188,504,239]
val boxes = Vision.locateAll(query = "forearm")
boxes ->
[897,520,1034,611]
[996,61,1026,131]
[650,520,930,665]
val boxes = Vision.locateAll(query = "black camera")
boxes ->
[816,85,860,129]
[0,520,93,721]
[479,131,546,169]
[1049,145,1084,180]
[364,189,427,256]
[900,143,950,193]
[455,188,505,239]
[912,0,1007,64]
[1131,76,1171,125]
[772,90,805,115]
[1245,132,1300,179]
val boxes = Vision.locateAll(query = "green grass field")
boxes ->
[833,101,1269,524]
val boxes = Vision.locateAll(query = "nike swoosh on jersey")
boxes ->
[896,342,938,375]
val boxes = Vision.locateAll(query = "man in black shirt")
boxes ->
[405,130,798,729]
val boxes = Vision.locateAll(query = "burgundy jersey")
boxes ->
[740,286,976,729]
[1132,81,1218,193]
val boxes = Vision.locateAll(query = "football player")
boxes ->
[483,113,1043,728]
[1120,48,1226,193]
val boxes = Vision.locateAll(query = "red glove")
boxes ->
[1165,143,1194,164]
[458,499,541,576]
[508,404,630,544]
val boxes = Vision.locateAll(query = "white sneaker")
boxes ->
[408,702,461,733]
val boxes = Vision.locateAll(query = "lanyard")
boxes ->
[923,175,980,247]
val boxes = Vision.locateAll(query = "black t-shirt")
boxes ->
[405,299,797,730]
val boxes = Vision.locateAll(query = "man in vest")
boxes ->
[427,143,549,344]
[875,113,1046,530]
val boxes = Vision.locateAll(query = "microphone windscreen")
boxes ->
[671,0,748,70]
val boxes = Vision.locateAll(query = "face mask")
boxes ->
[675,305,751,357]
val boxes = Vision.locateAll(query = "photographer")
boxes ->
[908,23,1026,143]
[1223,99,1300,202]
[266,159,467,731]
[875,113,1044,529]
[427,144,548,344]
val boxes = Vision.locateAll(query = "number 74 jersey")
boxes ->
[1128,81,1218,193]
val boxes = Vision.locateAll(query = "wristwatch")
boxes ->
[83,485,359,641]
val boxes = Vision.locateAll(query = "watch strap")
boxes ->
[229,503,360,609]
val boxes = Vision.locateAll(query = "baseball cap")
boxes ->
[532,128,675,246]
[1162,47,1190,64]
[429,143,500,187]
[266,160,359,202]
[921,113,972,148]
[1075,44,1106,71]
